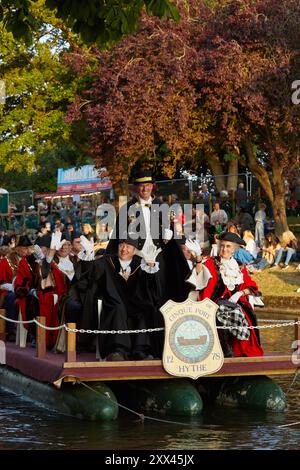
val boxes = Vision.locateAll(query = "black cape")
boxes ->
[81,254,164,358]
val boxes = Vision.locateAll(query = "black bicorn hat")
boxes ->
[16,235,33,247]
[118,233,140,249]
[133,170,154,185]
[220,231,246,246]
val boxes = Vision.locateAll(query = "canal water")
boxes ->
[0,316,300,450]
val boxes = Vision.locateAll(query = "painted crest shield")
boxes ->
[160,298,224,379]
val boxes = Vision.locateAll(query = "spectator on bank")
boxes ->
[210,202,228,232]
[82,223,94,241]
[220,190,233,219]
[197,184,210,215]
[2,229,16,247]
[172,205,186,236]
[0,227,5,246]
[65,223,75,241]
[25,206,38,231]
[235,208,254,235]
[54,217,64,232]
[235,182,247,210]
[97,223,109,243]
[243,230,258,260]
[227,221,240,235]
[35,222,52,242]
[249,233,280,272]
[39,214,48,226]
[270,230,298,270]
[254,203,267,248]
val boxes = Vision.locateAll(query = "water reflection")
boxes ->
[0,320,300,450]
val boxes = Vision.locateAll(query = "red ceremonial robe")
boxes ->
[15,257,68,347]
[0,257,13,303]
[198,257,263,357]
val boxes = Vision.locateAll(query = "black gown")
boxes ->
[81,254,164,358]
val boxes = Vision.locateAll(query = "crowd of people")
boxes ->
[0,171,299,362]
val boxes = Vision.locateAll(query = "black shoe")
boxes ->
[131,351,154,361]
[105,351,126,362]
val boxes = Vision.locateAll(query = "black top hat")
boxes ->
[16,235,32,247]
[118,234,139,249]
[220,231,246,246]
[35,234,51,248]
[133,170,154,185]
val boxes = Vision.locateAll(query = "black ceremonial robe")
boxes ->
[81,254,164,358]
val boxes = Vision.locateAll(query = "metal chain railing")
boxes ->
[0,313,299,334]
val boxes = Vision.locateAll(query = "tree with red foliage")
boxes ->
[66,0,300,235]
[65,2,207,195]
[196,0,300,235]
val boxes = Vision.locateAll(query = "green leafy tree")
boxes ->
[0,0,180,48]
[0,0,90,189]
[0,144,91,192]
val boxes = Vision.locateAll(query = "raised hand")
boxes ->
[79,235,95,261]
[185,238,202,257]
[142,244,162,264]
[33,244,45,260]
[50,232,63,251]
[163,228,173,241]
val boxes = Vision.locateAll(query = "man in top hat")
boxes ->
[0,235,32,340]
[81,234,163,360]
[106,169,190,304]
[106,170,173,254]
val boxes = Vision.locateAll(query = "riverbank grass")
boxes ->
[253,265,299,297]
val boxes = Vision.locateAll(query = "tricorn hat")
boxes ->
[133,170,154,185]
[220,231,246,246]
[16,235,32,247]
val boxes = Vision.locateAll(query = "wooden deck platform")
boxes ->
[3,343,299,387]
[1,314,300,387]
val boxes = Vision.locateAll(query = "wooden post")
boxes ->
[0,309,6,342]
[66,323,76,363]
[294,317,300,352]
[36,316,46,358]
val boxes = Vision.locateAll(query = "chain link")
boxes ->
[65,327,165,334]
[1,313,299,334]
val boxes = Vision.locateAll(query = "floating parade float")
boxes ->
[0,295,298,422]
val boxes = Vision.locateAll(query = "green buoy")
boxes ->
[110,379,203,416]
[0,366,118,420]
[216,376,286,412]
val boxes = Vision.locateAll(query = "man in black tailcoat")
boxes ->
[106,170,190,303]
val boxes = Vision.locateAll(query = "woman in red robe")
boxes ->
[187,232,263,357]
